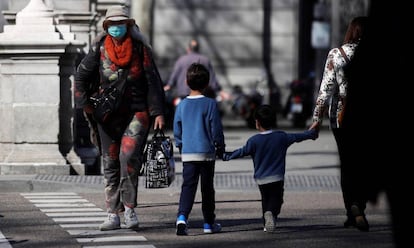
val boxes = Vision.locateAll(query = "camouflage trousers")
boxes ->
[98,111,150,213]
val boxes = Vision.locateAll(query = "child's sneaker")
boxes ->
[263,211,276,233]
[99,213,121,231]
[124,208,139,229]
[176,215,188,236]
[203,223,222,234]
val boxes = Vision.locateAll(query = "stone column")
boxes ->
[0,0,84,175]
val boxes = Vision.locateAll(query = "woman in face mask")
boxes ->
[74,5,165,231]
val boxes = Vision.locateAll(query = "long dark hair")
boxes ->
[343,16,368,44]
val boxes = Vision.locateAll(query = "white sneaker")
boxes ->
[263,211,276,233]
[124,208,139,229]
[99,214,121,231]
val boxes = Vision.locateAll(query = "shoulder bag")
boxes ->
[89,69,129,123]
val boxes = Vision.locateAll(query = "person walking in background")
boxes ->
[223,104,317,233]
[164,39,228,128]
[74,5,165,231]
[309,16,369,231]
[164,38,223,100]
[173,63,225,236]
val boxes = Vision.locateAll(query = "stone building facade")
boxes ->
[0,0,368,175]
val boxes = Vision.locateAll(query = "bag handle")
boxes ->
[338,46,350,63]
[153,128,165,138]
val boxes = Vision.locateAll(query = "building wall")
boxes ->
[150,0,299,94]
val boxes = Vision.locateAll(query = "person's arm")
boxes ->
[211,101,225,159]
[173,104,183,153]
[312,48,338,125]
[222,139,253,161]
[286,129,318,146]
[166,58,182,90]
[74,39,101,112]
[206,60,222,93]
[308,122,320,138]
[222,147,246,161]
[141,45,165,129]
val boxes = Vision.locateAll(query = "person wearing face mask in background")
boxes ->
[74,5,165,231]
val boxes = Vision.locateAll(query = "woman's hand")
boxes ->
[83,104,94,114]
[153,115,165,130]
[309,121,320,131]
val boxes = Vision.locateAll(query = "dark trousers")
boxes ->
[332,128,367,217]
[258,181,284,223]
[178,161,216,224]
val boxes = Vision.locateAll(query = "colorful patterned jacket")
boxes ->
[74,29,165,118]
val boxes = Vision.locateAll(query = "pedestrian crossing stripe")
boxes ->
[0,231,13,248]
[20,192,154,247]
[41,207,103,212]
[67,229,136,236]
[45,212,107,217]
[34,203,96,207]
[77,236,147,242]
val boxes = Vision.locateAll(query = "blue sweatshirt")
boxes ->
[223,129,316,185]
[173,95,225,162]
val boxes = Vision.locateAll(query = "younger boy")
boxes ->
[173,63,225,235]
[223,104,317,233]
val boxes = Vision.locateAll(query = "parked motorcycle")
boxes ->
[283,74,315,128]
[228,84,263,129]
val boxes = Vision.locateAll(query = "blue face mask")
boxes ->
[107,24,127,38]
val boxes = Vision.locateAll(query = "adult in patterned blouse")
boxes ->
[309,16,369,232]
[74,5,165,231]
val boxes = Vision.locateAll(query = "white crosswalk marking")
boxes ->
[0,231,13,248]
[77,236,147,243]
[45,212,107,217]
[34,203,96,207]
[29,199,89,203]
[21,192,78,196]
[67,229,136,236]
[23,195,82,199]
[41,207,103,212]
[61,223,101,228]
[53,216,108,222]
[21,192,156,247]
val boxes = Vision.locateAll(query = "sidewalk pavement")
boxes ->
[0,119,337,194]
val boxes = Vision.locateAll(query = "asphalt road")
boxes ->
[0,127,396,248]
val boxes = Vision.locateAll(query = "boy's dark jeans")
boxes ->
[258,180,284,221]
[178,161,216,224]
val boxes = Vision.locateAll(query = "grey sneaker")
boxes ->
[124,208,139,229]
[99,214,121,231]
[263,211,276,233]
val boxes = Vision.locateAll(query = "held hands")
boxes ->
[308,121,320,140]
[222,152,231,161]
[215,142,225,160]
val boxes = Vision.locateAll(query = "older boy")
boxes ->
[173,63,225,235]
